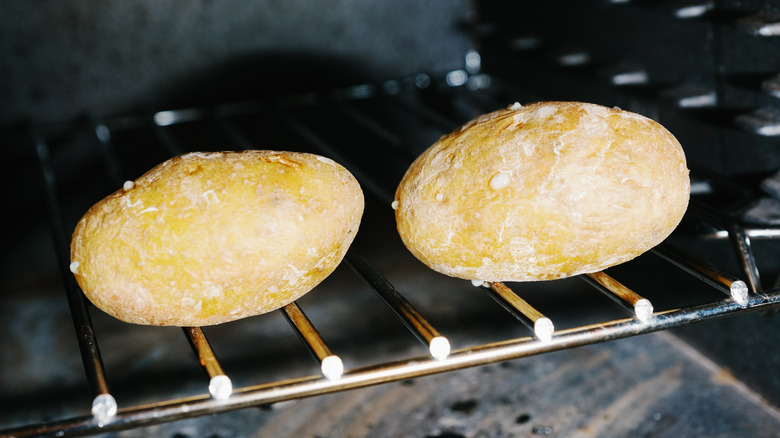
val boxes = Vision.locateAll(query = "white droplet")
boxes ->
[429,336,451,360]
[634,299,654,321]
[91,394,117,426]
[209,375,232,400]
[391,200,399,210]
[321,355,344,380]
[471,279,486,287]
[69,261,80,274]
[435,192,444,201]
[509,102,523,110]
[123,180,134,190]
[731,281,749,306]
[489,171,512,190]
[534,318,554,342]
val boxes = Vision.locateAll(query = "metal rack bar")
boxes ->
[698,224,780,240]
[582,272,654,321]
[333,102,406,151]
[183,327,233,400]
[90,120,124,186]
[345,252,451,360]
[282,302,344,380]
[385,93,461,132]
[652,243,750,305]
[212,116,255,150]
[282,113,395,206]
[29,129,118,426]
[151,118,184,157]
[728,223,763,294]
[480,281,555,341]
[688,200,763,293]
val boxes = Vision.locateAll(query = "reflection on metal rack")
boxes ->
[184,327,232,401]
[478,281,555,342]
[347,253,451,361]
[282,302,344,381]
[688,200,765,294]
[652,244,750,306]
[582,271,654,321]
[6,73,780,437]
[31,129,118,429]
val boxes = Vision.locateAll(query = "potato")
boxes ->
[393,101,689,282]
[70,150,364,326]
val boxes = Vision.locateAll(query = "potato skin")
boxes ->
[394,101,690,282]
[70,151,364,326]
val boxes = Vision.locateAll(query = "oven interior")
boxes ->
[2,1,780,437]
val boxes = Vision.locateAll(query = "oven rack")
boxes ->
[4,72,780,437]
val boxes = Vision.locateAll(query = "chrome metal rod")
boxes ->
[582,272,654,321]
[687,200,763,293]
[687,199,728,227]
[482,282,555,341]
[282,114,395,206]
[652,244,749,305]
[151,122,184,157]
[214,100,265,119]
[31,130,116,423]
[346,252,450,360]
[334,102,406,150]
[183,327,232,400]
[727,223,763,294]
[12,289,779,438]
[386,94,461,132]
[282,302,344,380]
[213,116,255,150]
[91,120,124,187]
[697,223,780,240]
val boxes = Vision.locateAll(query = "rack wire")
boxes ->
[3,72,779,437]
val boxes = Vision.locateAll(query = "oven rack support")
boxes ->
[5,75,780,437]
[6,284,779,437]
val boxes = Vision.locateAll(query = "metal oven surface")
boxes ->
[2,72,779,437]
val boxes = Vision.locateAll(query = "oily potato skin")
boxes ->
[70,150,364,326]
[394,101,690,282]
